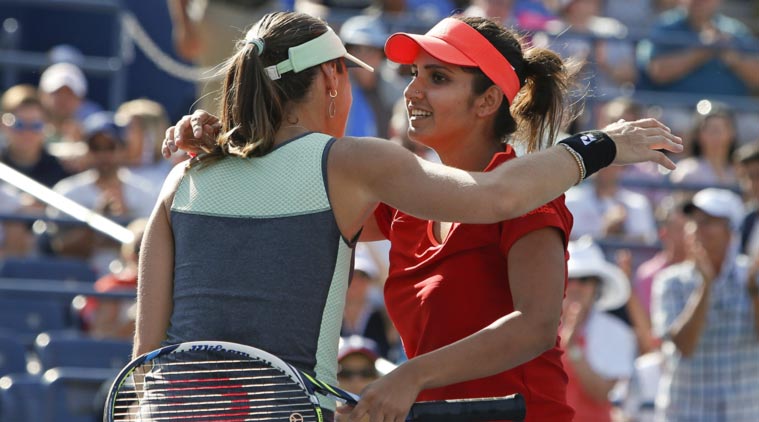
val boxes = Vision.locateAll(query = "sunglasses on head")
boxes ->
[337,367,377,379]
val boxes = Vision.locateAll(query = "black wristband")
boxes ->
[558,131,616,179]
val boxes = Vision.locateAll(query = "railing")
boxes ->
[0,278,134,299]
[0,0,127,110]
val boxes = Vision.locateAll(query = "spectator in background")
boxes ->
[167,0,282,114]
[38,62,101,142]
[79,218,146,340]
[631,195,688,353]
[49,111,155,276]
[46,44,103,118]
[513,0,558,31]
[341,244,396,359]
[736,141,759,257]
[0,183,30,257]
[604,0,654,31]
[339,14,405,139]
[1,84,70,188]
[547,0,637,99]
[295,0,373,22]
[602,97,672,205]
[463,0,518,28]
[565,159,658,243]
[561,237,636,422]
[0,84,70,257]
[337,335,382,395]
[635,196,688,317]
[654,0,683,13]
[669,102,738,189]
[115,98,173,194]
[636,0,759,97]
[651,188,759,422]
[357,0,456,33]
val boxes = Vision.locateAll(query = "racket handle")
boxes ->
[407,394,526,422]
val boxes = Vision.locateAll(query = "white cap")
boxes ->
[567,237,631,311]
[39,62,87,97]
[683,188,744,230]
[353,244,379,280]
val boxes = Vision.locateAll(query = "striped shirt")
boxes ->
[651,242,759,422]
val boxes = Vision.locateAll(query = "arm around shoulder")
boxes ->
[330,136,583,225]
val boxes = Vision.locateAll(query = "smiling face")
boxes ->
[403,51,485,152]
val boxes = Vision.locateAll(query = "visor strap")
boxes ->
[264,28,343,80]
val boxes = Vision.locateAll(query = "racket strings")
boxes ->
[110,355,321,422]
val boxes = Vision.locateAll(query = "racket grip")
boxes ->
[407,394,526,422]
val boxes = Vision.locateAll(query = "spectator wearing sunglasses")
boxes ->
[337,335,382,395]
[0,84,70,257]
[1,84,70,188]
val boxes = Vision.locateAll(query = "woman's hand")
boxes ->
[162,110,221,158]
[603,118,683,170]
[345,363,424,422]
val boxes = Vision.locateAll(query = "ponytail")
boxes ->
[512,47,578,153]
[194,12,329,168]
[455,16,578,154]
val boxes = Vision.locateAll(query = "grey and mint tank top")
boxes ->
[165,132,352,405]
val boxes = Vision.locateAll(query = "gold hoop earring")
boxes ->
[328,89,337,118]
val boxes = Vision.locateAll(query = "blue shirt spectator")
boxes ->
[637,5,759,96]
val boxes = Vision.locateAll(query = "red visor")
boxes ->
[385,18,521,104]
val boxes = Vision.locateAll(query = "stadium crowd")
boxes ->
[0,0,758,421]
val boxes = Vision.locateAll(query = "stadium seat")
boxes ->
[34,330,132,371]
[0,298,71,345]
[44,367,119,422]
[0,373,47,422]
[0,332,27,377]
[0,256,97,283]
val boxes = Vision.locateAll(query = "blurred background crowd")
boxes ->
[0,0,758,421]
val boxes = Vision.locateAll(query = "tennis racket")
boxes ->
[104,340,526,422]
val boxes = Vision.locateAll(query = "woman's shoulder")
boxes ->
[158,160,191,205]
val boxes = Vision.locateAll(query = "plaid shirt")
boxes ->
[651,250,759,422]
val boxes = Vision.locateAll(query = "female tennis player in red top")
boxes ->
[162,14,683,422]
[344,16,578,422]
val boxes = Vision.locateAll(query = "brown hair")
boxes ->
[689,102,737,159]
[1,84,42,113]
[456,16,577,153]
[196,12,342,167]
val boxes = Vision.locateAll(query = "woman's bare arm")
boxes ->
[328,119,681,239]
[344,227,566,421]
[132,164,185,358]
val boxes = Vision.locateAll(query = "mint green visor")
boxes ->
[265,27,374,80]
